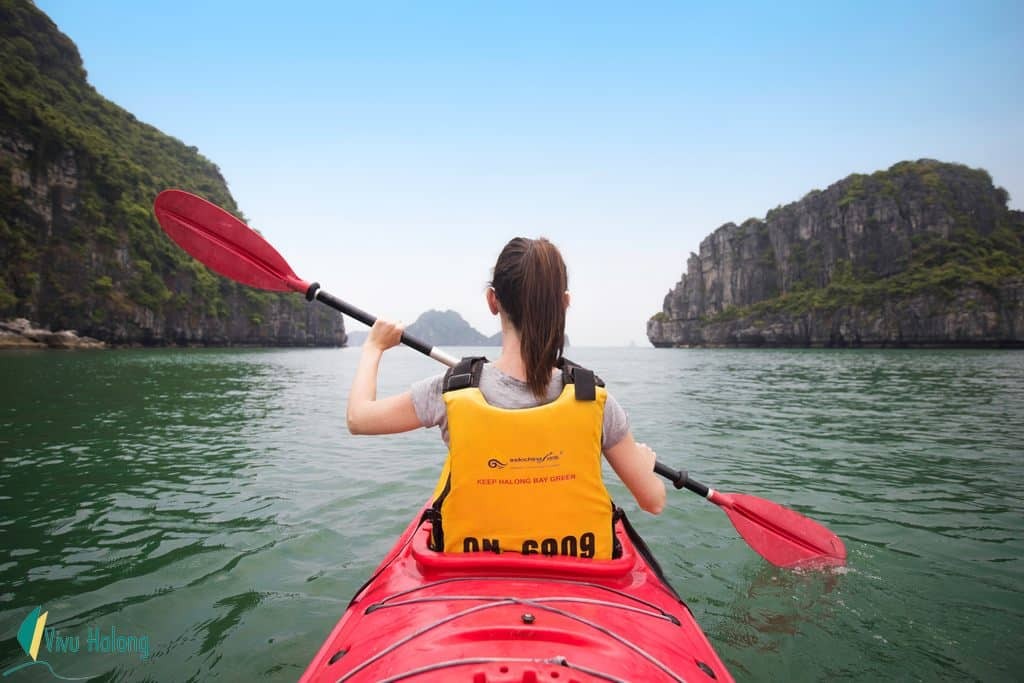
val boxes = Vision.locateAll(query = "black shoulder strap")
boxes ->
[442,356,488,393]
[557,357,605,401]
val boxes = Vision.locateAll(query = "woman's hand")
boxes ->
[347,317,420,435]
[366,318,404,352]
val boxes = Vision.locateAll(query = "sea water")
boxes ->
[0,347,1021,681]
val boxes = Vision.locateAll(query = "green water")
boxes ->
[1,347,1021,681]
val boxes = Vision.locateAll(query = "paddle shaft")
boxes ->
[312,275,712,501]
[311,271,710,502]
[304,282,458,367]
[312,278,711,502]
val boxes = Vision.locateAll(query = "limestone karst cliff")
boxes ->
[0,0,345,346]
[648,160,1023,347]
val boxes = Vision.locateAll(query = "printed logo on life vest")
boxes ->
[488,451,562,469]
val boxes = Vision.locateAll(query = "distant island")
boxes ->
[346,309,568,348]
[648,160,1023,348]
[406,309,498,346]
[0,1,345,347]
[344,310,496,347]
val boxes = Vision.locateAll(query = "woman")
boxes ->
[346,237,665,559]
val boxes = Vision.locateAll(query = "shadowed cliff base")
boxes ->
[648,160,1023,348]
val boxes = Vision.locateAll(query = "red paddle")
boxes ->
[153,189,847,569]
[153,189,458,366]
[655,463,846,568]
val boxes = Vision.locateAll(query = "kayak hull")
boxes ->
[300,508,733,682]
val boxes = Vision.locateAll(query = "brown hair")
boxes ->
[490,237,567,398]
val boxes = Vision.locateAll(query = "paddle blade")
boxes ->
[153,190,309,293]
[710,491,846,569]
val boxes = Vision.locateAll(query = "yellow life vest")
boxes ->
[429,357,617,559]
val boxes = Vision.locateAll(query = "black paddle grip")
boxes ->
[655,462,688,489]
[306,283,435,358]
[308,284,376,327]
[654,462,710,497]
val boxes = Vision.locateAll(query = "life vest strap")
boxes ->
[555,357,605,400]
[442,356,604,401]
[443,356,488,392]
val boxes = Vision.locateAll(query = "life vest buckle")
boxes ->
[446,372,473,391]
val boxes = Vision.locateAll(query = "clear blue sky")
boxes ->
[37,0,1024,346]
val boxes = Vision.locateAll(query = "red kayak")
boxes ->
[300,508,733,682]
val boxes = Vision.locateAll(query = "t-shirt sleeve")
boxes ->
[410,373,446,428]
[602,391,630,450]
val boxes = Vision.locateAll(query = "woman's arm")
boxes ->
[604,433,666,514]
[346,319,422,435]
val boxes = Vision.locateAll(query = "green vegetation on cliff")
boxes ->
[702,161,1023,324]
[706,223,1024,323]
[0,0,342,344]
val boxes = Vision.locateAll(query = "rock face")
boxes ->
[648,160,1024,347]
[0,1,345,346]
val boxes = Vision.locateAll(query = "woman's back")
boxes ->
[425,356,620,557]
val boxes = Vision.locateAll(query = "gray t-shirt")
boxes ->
[410,363,630,449]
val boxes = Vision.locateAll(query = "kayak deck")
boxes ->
[300,510,733,682]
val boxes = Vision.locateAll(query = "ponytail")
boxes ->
[490,237,567,398]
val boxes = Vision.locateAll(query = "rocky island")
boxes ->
[405,310,498,346]
[0,1,345,347]
[648,160,1023,348]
